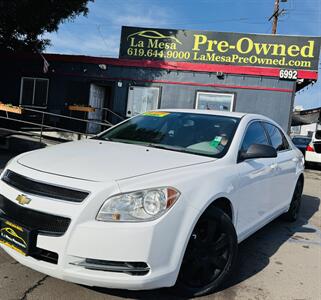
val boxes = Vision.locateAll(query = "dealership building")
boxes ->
[0,27,320,134]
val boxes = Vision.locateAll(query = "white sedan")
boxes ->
[0,110,304,297]
[305,130,321,166]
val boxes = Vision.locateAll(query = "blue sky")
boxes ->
[44,0,321,110]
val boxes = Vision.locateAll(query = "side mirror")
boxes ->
[238,144,277,162]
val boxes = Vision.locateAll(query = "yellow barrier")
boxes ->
[68,105,95,113]
[0,103,23,114]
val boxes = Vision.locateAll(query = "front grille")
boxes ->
[2,170,89,203]
[0,195,71,236]
[314,142,321,153]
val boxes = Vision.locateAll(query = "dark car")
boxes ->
[292,135,311,155]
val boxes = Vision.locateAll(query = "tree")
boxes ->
[0,0,93,52]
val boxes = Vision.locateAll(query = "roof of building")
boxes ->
[44,53,318,82]
[292,107,321,126]
[1,51,317,84]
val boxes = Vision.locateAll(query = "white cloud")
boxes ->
[112,14,166,27]
[43,0,174,56]
[44,31,120,57]
[90,0,172,27]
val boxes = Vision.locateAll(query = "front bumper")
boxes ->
[0,164,196,290]
[1,223,179,290]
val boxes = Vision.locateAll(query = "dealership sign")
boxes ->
[120,26,321,71]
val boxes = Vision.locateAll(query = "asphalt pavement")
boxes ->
[0,151,320,300]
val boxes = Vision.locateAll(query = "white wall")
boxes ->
[291,123,319,136]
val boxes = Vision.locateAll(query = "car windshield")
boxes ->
[292,137,311,145]
[98,111,240,158]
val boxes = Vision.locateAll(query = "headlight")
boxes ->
[96,187,180,222]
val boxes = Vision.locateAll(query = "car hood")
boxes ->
[17,139,214,182]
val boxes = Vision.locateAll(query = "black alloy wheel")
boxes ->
[283,179,304,222]
[175,207,238,297]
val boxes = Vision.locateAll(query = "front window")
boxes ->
[241,121,269,152]
[263,122,290,151]
[98,112,240,158]
[196,92,234,112]
[20,77,49,107]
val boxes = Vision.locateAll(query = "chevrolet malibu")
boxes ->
[0,110,304,297]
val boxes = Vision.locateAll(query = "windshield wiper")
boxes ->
[91,136,114,141]
[99,137,147,145]
[146,143,189,153]
[146,143,218,158]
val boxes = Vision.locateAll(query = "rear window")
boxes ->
[292,137,311,145]
[315,130,321,140]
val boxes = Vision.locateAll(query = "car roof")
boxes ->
[155,109,247,118]
[154,109,276,122]
[292,135,311,139]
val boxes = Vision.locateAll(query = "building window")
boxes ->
[20,77,49,107]
[126,86,160,117]
[195,92,234,112]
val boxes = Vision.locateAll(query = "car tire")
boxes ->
[282,178,303,222]
[174,207,238,297]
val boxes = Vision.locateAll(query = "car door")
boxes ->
[263,122,297,211]
[236,121,277,239]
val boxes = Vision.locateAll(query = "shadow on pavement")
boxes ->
[224,194,320,290]
[305,164,321,172]
[86,193,320,299]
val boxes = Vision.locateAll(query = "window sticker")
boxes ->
[210,136,222,148]
[143,111,170,117]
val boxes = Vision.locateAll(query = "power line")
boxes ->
[61,17,269,27]
[96,24,112,52]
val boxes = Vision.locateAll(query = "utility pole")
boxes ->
[271,0,279,34]
[269,0,287,34]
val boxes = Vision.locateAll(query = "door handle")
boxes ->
[292,157,299,162]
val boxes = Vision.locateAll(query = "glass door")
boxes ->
[126,86,160,117]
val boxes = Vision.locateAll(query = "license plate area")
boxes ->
[0,217,36,256]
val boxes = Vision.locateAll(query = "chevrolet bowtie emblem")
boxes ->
[16,194,31,205]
